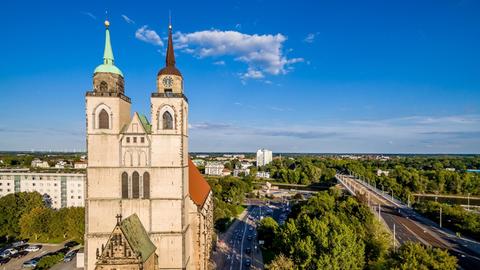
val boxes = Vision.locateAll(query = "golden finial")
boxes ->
[104,20,110,28]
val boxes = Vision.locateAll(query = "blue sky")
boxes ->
[0,0,479,153]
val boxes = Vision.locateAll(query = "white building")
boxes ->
[256,149,273,167]
[256,171,271,179]
[74,161,88,169]
[31,159,50,168]
[233,168,250,177]
[0,171,85,208]
[376,169,390,176]
[204,162,225,176]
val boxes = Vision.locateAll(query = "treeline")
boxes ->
[415,201,480,241]
[336,157,480,201]
[261,157,337,185]
[261,190,457,270]
[0,192,84,243]
[206,175,253,231]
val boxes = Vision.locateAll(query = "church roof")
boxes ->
[138,114,152,133]
[188,159,211,207]
[94,20,123,76]
[120,214,156,262]
[158,24,182,77]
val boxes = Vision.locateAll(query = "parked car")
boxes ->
[247,235,252,241]
[64,250,78,262]
[12,250,28,259]
[245,247,251,254]
[0,257,10,265]
[244,259,251,267]
[14,244,29,251]
[25,245,41,252]
[64,241,79,248]
[22,259,38,268]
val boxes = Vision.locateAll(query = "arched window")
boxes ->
[121,172,129,199]
[143,172,150,199]
[98,109,109,129]
[99,81,108,92]
[132,171,140,199]
[162,111,173,130]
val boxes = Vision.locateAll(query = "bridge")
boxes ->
[336,174,480,270]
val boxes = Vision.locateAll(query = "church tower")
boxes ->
[85,20,208,270]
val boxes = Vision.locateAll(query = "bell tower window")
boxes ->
[163,111,173,130]
[99,81,108,92]
[98,109,109,129]
[132,172,140,199]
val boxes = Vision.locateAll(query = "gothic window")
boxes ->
[99,81,108,92]
[132,171,140,199]
[121,172,128,199]
[163,111,173,129]
[98,109,109,129]
[143,172,150,199]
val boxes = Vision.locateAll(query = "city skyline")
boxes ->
[1,0,479,153]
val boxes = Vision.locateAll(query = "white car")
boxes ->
[25,245,41,252]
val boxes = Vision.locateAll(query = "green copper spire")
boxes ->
[94,20,123,76]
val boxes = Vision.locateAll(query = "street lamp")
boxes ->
[390,188,394,200]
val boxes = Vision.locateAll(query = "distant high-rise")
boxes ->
[256,149,273,167]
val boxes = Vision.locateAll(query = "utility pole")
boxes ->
[439,206,442,228]
[378,204,381,221]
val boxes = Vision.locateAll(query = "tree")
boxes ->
[386,242,457,270]
[0,192,44,240]
[258,217,279,249]
[266,254,294,270]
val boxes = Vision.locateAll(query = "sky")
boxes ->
[0,0,479,153]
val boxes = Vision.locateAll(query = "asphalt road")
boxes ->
[340,175,480,270]
[213,205,264,270]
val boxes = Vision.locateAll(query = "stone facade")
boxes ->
[85,21,213,270]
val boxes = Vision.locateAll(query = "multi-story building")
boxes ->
[256,148,273,167]
[84,20,213,270]
[233,168,250,177]
[31,159,50,168]
[256,171,271,179]
[0,171,85,208]
[204,162,225,176]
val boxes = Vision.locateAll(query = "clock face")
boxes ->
[162,76,173,88]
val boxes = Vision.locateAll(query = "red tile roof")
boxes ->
[188,159,211,207]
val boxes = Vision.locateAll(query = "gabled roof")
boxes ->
[122,113,151,134]
[138,114,152,133]
[120,214,156,262]
[188,159,211,207]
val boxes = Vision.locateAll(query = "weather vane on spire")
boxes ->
[104,10,110,28]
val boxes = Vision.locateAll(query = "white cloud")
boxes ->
[121,14,135,24]
[213,60,226,66]
[135,25,163,46]
[81,12,96,20]
[304,32,317,43]
[241,68,264,79]
[174,30,303,79]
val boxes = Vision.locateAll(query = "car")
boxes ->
[244,259,251,267]
[248,227,253,231]
[14,244,29,251]
[64,250,78,262]
[23,259,38,268]
[247,235,252,241]
[64,241,79,248]
[25,245,42,252]
[11,250,28,259]
[0,257,10,265]
[245,247,251,254]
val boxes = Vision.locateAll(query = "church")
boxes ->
[84,20,214,270]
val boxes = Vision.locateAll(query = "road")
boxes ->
[213,205,264,270]
[338,174,480,270]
